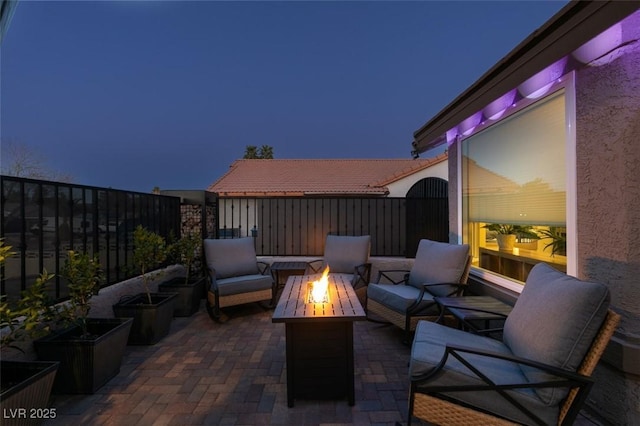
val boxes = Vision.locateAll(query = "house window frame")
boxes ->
[456,71,576,293]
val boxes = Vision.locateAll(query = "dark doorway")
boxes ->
[406,177,449,257]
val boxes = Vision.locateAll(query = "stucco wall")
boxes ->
[575,12,640,424]
[447,143,461,243]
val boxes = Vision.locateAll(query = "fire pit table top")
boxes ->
[272,274,366,323]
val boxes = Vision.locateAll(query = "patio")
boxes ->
[43,298,600,426]
[45,300,414,426]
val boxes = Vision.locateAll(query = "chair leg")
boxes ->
[206,292,228,323]
[407,388,415,426]
[403,316,414,345]
[402,329,414,346]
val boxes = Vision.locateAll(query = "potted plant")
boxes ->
[158,232,206,317]
[112,225,177,345]
[539,226,567,256]
[32,250,133,394]
[0,241,59,422]
[483,224,538,251]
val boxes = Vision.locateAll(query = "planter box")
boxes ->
[1,360,59,426]
[158,276,206,317]
[112,293,177,345]
[33,318,133,394]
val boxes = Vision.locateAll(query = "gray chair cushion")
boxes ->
[322,235,370,274]
[503,263,610,406]
[214,274,273,297]
[204,237,260,279]
[408,240,470,297]
[367,283,438,315]
[411,320,559,425]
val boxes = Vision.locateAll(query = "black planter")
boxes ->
[33,318,133,394]
[158,276,206,317]
[112,292,177,345]
[0,360,59,426]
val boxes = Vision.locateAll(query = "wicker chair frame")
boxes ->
[206,261,275,322]
[408,309,620,426]
[367,255,472,342]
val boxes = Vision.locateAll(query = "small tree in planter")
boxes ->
[0,240,57,350]
[0,240,59,416]
[159,232,206,316]
[112,225,177,345]
[32,250,133,394]
[57,250,103,336]
[133,225,168,304]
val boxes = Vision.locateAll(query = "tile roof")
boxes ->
[208,155,447,196]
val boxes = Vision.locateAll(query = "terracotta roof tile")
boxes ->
[208,155,447,196]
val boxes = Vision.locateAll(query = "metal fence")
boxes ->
[1,179,448,303]
[1,176,181,302]
[217,197,408,256]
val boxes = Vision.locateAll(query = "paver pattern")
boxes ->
[45,301,600,426]
[46,302,416,425]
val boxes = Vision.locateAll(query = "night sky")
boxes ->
[1,1,567,193]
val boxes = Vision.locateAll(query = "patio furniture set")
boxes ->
[201,235,619,425]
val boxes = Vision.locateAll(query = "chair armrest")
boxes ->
[306,259,323,274]
[411,343,593,425]
[352,262,372,289]
[407,283,466,314]
[257,261,271,276]
[422,282,468,297]
[413,343,592,384]
[375,269,410,285]
[206,267,218,291]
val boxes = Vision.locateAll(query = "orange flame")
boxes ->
[309,265,330,303]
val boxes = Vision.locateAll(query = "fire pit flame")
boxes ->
[307,265,330,303]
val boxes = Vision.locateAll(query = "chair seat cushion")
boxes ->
[411,320,558,425]
[213,274,273,297]
[367,283,438,315]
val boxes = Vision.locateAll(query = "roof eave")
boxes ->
[412,0,640,153]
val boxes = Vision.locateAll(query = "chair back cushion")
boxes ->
[503,262,610,406]
[407,239,470,297]
[323,235,370,274]
[204,237,259,279]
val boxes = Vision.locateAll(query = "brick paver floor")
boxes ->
[44,301,600,426]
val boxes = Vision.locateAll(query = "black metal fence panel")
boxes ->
[217,197,408,256]
[1,176,181,303]
[2,178,449,303]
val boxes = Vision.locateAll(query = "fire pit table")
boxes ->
[272,273,366,407]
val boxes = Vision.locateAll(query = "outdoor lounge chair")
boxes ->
[306,234,372,306]
[407,262,620,426]
[204,237,275,321]
[366,239,471,342]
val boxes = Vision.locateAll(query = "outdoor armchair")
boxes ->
[203,237,275,322]
[367,239,471,342]
[306,234,372,305]
[407,262,620,426]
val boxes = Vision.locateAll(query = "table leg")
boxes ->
[285,324,295,407]
[346,324,355,406]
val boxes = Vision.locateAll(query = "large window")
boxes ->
[461,85,573,289]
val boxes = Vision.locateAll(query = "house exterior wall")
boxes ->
[385,159,448,197]
[574,14,640,423]
[447,145,462,244]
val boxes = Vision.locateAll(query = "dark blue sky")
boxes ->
[2,1,567,193]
